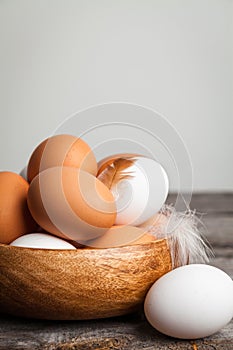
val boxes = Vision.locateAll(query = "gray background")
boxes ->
[0,0,232,191]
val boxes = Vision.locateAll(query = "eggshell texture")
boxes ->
[144,264,233,339]
[10,233,76,250]
[27,167,116,242]
[98,155,169,226]
[84,225,155,248]
[27,134,97,182]
[0,172,38,244]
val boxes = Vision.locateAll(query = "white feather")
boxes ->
[144,204,213,268]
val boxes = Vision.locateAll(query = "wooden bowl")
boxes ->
[0,239,171,320]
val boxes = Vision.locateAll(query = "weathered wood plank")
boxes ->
[0,312,232,350]
[210,248,233,278]
[168,193,233,214]
[202,215,233,247]
[167,193,233,248]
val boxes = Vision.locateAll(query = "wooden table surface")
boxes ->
[0,193,232,350]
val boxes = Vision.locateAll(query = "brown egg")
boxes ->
[84,225,156,248]
[132,232,156,245]
[0,172,38,244]
[27,167,116,241]
[27,134,97,182]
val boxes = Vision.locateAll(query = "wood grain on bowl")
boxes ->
[0,239,171,320]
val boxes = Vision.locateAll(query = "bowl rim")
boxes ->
[0,238,168,254]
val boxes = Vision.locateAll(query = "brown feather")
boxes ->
[98,158,136,189]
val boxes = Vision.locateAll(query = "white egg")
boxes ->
[144,264,233,339]
[10,233,76,250]
[111,157,169,226]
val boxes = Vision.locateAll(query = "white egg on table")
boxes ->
[98,156,169,226]
[144,264,233,339]
[10,233,76,250]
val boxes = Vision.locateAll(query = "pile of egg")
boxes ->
[0,133,232,340]
[0,134,169,248]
